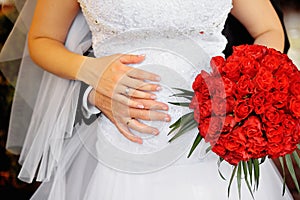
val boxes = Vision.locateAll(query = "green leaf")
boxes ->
[169,112,196,137]
[297,144,300,150]
[237,163,242,200]
[253,159,260,191]
[168,102,191,107]
[187,134,203,158]
[168,120,197,142]
[168,112,193,135]
[285,154,300,193]
[293,151,300,169]
[228,165,238,198]
[217,157,226,181]
[279,157,286,196]
[172,88,194,96]
[247,159,253,186]
[242,161,255,199]
[169,93,193,100]
[205,146,212,154]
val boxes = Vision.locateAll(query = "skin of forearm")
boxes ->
[28,37,86,80]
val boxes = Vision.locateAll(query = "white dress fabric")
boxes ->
[29,0,293,199]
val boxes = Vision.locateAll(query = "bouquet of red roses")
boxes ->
[168,44,300,198]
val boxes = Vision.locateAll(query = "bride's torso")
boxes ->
[76,0,233,173]
[78,0,233,57]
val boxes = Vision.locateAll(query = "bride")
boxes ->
[1,0,295,199]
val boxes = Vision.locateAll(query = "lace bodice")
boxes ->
[78,0,232,57]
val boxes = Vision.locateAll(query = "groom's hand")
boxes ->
[88,89,170,144]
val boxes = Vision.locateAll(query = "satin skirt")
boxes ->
[30,117,293,200]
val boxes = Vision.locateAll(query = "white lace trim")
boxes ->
[78,0,232,57]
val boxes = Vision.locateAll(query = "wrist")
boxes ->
[87,88,96,107]
[82,86,101,117]
[76,56,102,88]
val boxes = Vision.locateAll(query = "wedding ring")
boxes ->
[124,86,130,96]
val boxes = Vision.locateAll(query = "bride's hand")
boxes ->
[88,89,171,144]
[77,54,161,109]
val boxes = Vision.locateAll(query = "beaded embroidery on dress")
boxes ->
[78,0,231,57]
[30,1,294,199]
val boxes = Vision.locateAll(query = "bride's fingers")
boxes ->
[133,99,169,111]
[113,94,145,109]
[118,85,157,100]
[116,121,143,144]
[125,118,159,135]
[119,55,161,82]
[119,54,146,65]
[127,67,161,82]
[129,108,171,122]
[122,75,161,91]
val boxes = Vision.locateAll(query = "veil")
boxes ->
[0,0,92,183]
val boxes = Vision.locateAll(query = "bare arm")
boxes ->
[27,0,169,143]
[28,0,85,79]
[231,0,285,52]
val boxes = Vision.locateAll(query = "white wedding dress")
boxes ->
[30,0,293,199]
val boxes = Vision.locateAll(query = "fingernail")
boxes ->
[163,106,168,110]
[151,95,157,99]
[164,116,171,122]
[137,104,144,109]
[156,86,162,91]
[138,138,143,144]
[153,130,159,135]
[138,54,146,57]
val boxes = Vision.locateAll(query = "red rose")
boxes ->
[240,57,260,78]
[220,127,249,165]
[208,77,226,98]
[266,125,284,145]
[192,73,204,91]
[272,91,288,109]
[234,99,253,122]
[254,67,274,91]
[289,97,300,118]
[234,74,255,99]
[199,99,212,118]
[223,77,235,97]
[250,92,272,114]
[274,73,289,93]
[198,117,210,138]
[268,144,285,158]
[232,44,267,60]
[262,106,284,126]
[189,95,198,110]
[226,96,235,114]
[289,72,300,98]
[212,96,227,116]
[210,56,225,75]
[222,59,241,82]
[242,116,267,158]
[221,115,236,133]
[282,114,298,136]
[275,61,298,78]
[211,142,226,157]
[205,116,223,144]
[192,70,211,91]
[261,54,281,71]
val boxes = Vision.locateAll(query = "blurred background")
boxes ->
[0,0,300,199]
